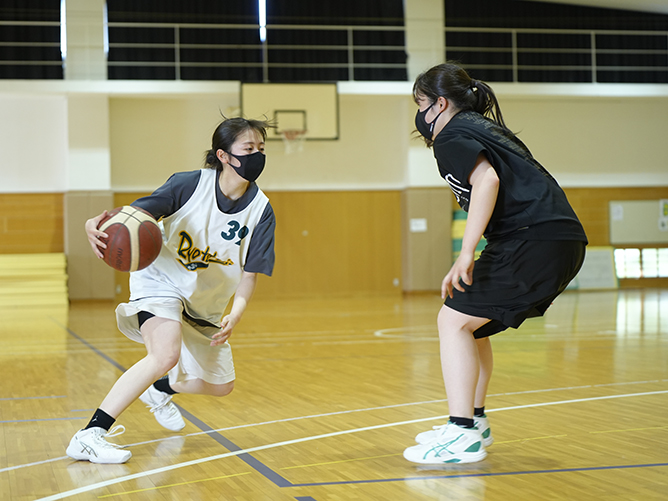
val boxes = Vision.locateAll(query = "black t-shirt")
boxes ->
[433,111,588,243]
[132,170,276,276]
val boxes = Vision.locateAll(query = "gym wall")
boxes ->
[1,89,667,297]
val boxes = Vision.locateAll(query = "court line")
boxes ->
[371,325,663,343]
[280,452,402,470]
[127,379,668,448]
[496,435,568,444]
[56,321,294,488]
[0,456,70,473]
[288,462,668,488]
[0,395,66,401]
[33,389,668,501]
[4,380,666,473]
[176,406,292,487]
[62,326,127,373]
[49,318,668,495]
[96,471,252,498]
[0,417,86,424]
[126,398,449,448]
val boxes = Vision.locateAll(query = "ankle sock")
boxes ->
[474,406,485,417]
[449,416,475,429]
[153,376,178,395]
[84,408,115,431]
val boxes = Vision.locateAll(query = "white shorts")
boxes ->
[115,297,235,386]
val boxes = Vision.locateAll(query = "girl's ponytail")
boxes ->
[471,80,509,130]
[413,63,509,131]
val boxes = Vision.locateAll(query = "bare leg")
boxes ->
[99,317,182,418]
[475,336,493,409]
[171,379,234,397]
[437,305,491,419]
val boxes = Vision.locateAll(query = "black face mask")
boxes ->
[226,150,266,182]
[415,103,442,140]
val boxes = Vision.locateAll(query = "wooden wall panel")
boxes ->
[113,190,403,301]
[563,187,668,246]
[65,192,115,300]
[0,193,64,254]
[258,190,403,298]
[402,188,452,291]
[6,187,667,297]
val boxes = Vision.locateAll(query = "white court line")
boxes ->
[0,456,69,473]
[127,398,449,447]
[0,395,66,401]
[372,325,636,343]
[35,389,668,501]
[5,379,667,472]
[126,378,667,447]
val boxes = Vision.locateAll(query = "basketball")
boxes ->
[97,206,162,272]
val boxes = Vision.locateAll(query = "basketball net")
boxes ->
[281,129,306,154]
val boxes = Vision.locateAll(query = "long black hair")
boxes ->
[413,62,509,131]
[204,116,273,170]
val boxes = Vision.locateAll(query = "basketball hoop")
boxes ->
[280,129,306,154]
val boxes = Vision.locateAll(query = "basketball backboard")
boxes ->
[241,83,339,140]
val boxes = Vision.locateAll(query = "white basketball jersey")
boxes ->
[129,168,269,324]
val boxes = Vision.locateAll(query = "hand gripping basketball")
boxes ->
[95,206,162,272]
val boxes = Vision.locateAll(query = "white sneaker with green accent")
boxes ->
[415,415,494,447]
[139,385,185,431]
[404,422,487,464]
[66,425,132,464]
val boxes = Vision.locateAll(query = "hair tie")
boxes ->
[470,80,478,92]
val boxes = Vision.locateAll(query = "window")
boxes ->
[0,0,63,79]
[614,248,668,279]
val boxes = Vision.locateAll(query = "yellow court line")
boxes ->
[281,453,403,470]
[37,389,668,501]
[590,426,668,434]
[97,471,251,498]
[496,435,568,444]
[497,425,668,444]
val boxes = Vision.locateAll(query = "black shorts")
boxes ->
[137,310,155,328]
[445,239,586,339]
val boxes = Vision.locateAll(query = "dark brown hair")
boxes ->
[413,62,509,131]
[204,117,273,170]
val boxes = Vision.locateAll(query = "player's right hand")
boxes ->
[442,251,475,299]
[85,210,109,259]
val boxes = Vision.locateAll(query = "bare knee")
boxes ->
[209,381,234,397]
[141,317,182,374]
[437,305,489,337]
[145,348,180,375]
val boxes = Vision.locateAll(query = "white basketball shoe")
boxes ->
[66,426,132,464]
[415,415,494,447]
[139,385,186,431]
[404,422,487,464]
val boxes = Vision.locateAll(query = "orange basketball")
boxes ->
[98,206,162,272]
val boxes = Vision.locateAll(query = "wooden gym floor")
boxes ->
[1,289,667,500]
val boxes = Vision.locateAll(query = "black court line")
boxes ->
[177,406,292,487]
[65,327,127,373]
[288,462,668,487]
[64,324,293,488]
[63,320,666,497]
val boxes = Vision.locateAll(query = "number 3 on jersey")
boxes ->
[221,221,249,246]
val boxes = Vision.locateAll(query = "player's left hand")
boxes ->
[210,314,239,346]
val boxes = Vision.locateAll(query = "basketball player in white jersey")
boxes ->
[66,117,276,464]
